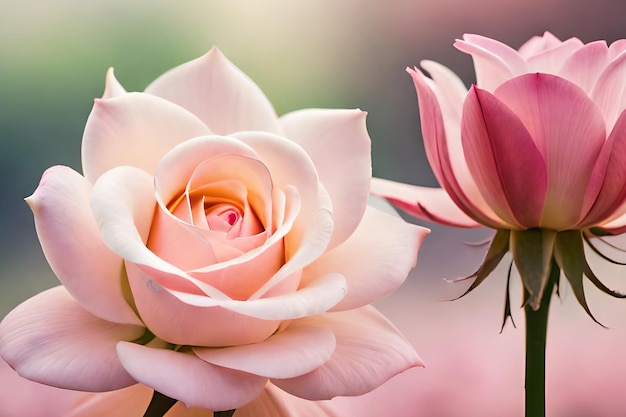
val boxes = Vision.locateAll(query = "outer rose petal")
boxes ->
[68,383,341,417]
[126,262,280,346]
[279,108,371,249]
[0,359,76,417]
[273,306,422,400]
[26,165,141,326]
[0,286,143,391]
[302,205,429,311]
[116,342,267,411]
[145,47,281,135]
[102,68,127,99]
[81,93,211,182]
[194,324,336,379]
[370,178,481,227]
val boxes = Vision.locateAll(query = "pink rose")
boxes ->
[0,48,427,411]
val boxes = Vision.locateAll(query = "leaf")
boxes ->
[510,228,556,310]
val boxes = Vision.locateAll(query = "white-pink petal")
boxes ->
[126,262,281,346]
[168,272,347,320]
[279,108,371,249]
[81,93,211,182]
[102,68,127,99]
[116,342,267,410]
[272,306,422,400]
[145,47,281,135]
[0,286,143,391]
[194,325,335,379]
[26,166,141,325]
[303,206,428,311]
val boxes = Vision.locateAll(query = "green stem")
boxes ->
[143,391,178,417]
[524,261,558,417]
[214,410,236,417]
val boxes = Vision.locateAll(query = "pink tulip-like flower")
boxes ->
[372,33,626,313]
[0,48,428,411]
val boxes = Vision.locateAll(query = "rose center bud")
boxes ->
[205,203,242,232]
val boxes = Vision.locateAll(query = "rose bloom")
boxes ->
[0,48,428,411]
[372,33,626,310]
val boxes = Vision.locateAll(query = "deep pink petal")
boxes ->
[145,48,281,135]
[116,342,267,410]
[591,50,626,131]
[370,178,481,227]
[302,206,428,311]
[194,325,335,378]
[81,93,210,182]
[126,262,280,346]
[0,287,143,391]
[272,306,422,400]
[582,109,626,225]
[454,35,524,92]
[559,41,609,93]
[25,166,140,325]
[407,68,502,228]
[462,85,547,228]
[279,109,371,249]
[494,73,606,230]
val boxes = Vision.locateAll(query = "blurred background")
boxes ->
[3,0,626,415]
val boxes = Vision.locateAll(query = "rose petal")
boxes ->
[194,325,335,379]
[303,205,429,311]
[26,166,141,325]
[168,271,347,321]
[0,287,143,391]
[273,306,422,400]
[370,178,481,227]
[145,47,281,135]
[102,68,127,99]
[279,108,371,249]
[116,342,267,410]
[126,262,281,346]
[237,383,340,417]
[68,385,151,417]
[91,166,231,301]
[81,93,211,182]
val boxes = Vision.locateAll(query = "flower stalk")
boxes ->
[142,391,177,417]
[524,260,558,417]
